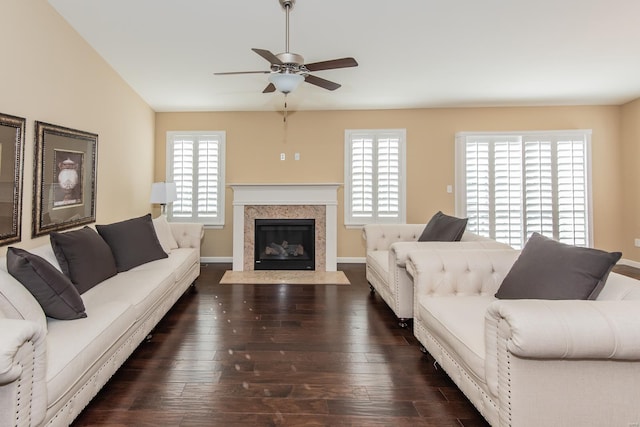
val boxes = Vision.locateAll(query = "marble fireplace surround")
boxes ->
[229,183,340,272]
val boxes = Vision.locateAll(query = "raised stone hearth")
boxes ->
[229,183,340,271]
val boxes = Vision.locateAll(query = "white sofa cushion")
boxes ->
[132,247,199,284]
[83,268,175,322]
[417,294,494,384]
[45,300,135,406]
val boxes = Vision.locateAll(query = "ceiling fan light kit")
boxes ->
[269,72,304,94]
[214,0,358,95]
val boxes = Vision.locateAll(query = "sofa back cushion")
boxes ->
[153,215,179,253]
[50,226,118,294]
[409,249,521,297]
[96,214,168,272]
[597,272,640,301]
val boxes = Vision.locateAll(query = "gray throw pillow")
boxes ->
[496,232,622,300]
[50,227,118,294]
[418,211,468,242]
[6,247,87,320]
[96,214,168,272]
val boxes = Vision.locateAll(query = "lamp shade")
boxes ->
[150,182,177,204]
[269,72,304,94]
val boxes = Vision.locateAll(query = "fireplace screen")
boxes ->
[254,219,315,270]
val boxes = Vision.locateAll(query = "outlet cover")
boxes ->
[635,238,640,248]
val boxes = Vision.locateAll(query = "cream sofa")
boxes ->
[0,221,203,427]
[407,248,640,426]
[363,224,512,325]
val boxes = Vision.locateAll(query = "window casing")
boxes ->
[455,130,592,249]
[344,129,406,226]
[166,131,225,226]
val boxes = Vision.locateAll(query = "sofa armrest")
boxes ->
[407,248,519,297]
[170,222,204,250]
[486,299,640,360]
[0,319,47,427]
[362,224,425,252]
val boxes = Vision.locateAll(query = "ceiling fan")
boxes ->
[214,0,358,94]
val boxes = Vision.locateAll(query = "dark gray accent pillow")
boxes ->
[418,211,468,242]
[50,226,118,294]
[6,247,87,320]
[96,214,168,272]
[496,232,622,300]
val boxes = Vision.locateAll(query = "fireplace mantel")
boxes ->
[229,183,340,271]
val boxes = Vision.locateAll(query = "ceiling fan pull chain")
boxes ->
[284,97,288,123]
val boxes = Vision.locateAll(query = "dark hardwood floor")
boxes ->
[72,262,640,426]
[72,263,491,426]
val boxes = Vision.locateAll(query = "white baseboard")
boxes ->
[618,258,640,269]
[200,256,366,264]
[337,257,366,264]
[200,257,232,264]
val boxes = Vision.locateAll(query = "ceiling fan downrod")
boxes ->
[280,0,295,53]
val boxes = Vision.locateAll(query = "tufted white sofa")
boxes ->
[363,224,512,325]
[0,222,203,427]
[407,248,640,426]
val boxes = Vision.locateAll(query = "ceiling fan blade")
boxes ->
[304,57,358,72]
[263,83,276,93]
[305,74,341,91]
[214,70,271,75]
[252,48,283,65]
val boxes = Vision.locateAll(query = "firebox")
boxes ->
[254,219,315,270]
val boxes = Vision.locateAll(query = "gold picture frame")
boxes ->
[0,112,26,246]
[33,121,98,237]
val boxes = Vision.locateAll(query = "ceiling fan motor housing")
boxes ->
[276,52,304,67]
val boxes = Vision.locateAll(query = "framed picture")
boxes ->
[33,121,98,237]
[0,112,26,246]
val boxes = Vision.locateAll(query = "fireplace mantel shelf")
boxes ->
[228,183,342,187]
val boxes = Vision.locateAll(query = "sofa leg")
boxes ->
[419,345,428,354]
[369,284,375,294]
[398,318,409,328]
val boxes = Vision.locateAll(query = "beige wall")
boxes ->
[0,4,630,262]
[156,105,625,260]
[621,98,640,260]
[0,0,155,255]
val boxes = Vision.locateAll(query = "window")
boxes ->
[344,129,406,226]
[455,130,592,249]
[166,131,225,226]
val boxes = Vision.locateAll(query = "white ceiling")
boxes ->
[48,0,640,112]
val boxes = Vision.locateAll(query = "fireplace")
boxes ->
[254,219,315,270]
[229,183,339,271]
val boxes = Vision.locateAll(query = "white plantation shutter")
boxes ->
[350,135,374,218]
[494,139,523,247]
[456,130,591,249]
[557,139,588,245]
[345,129,406,225]
[167,131,225,225]
[377,136,401,217]
[464,141,491,236]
